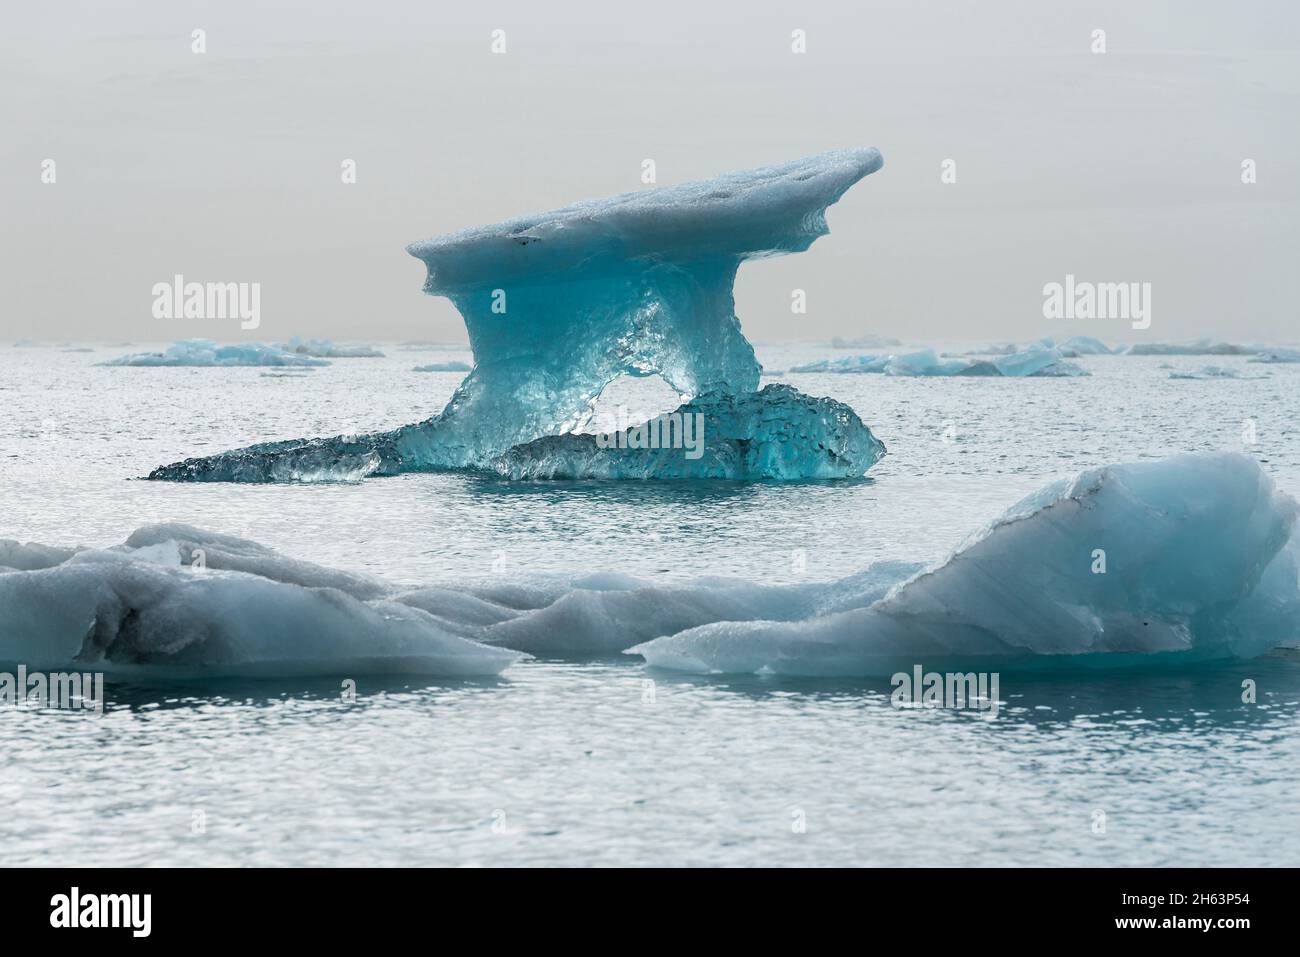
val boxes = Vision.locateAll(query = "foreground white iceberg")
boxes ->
[410,561,926,656]
[9,453,1297,676]
[148,149,885,482]
[102,339,328,368]
[630,453,1299,675]
[0,525,522,678]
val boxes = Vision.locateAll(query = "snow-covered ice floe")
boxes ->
[792,344,1088,377]
[102,339,329,368]
[148,149,886,483]
[0,525,523,678]
[629,453,1300,675]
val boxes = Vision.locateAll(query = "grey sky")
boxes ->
[2,0,1298,345]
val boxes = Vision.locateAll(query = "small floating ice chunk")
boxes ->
[1168,365,1261,380]
[790,354,890,374]
[413,361,472,372]
[885,348,970,376]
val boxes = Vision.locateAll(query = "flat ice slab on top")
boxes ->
[406,148,884,291]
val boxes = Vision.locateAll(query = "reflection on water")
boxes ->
[2,654,1293,866]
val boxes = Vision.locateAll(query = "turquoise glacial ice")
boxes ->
[492,384,885,480]
[149,149,885,482]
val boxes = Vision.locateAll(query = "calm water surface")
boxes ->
[1,343,1297,865]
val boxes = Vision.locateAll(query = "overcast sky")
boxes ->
[2,0,1298,345]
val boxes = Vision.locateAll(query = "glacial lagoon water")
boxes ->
[2,343,1299,866]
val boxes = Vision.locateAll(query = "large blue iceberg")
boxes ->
[148,149,884,482]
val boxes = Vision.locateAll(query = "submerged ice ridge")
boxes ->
[148,149,884,482]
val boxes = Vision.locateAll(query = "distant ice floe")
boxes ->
[1055,335,1114,356]
[1168,366,1265,380]
[0,525,522,678]
[413,361,472,372]
[955,335,1114,358]
[1121,339,1263,356]
[274,336,385,358]
[101,339,329,368]
[792,343,1089,377]
[1249,347,1300,364]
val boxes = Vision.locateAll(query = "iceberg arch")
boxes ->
[149,149,884,482]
